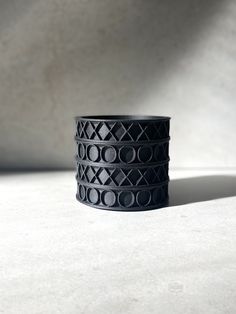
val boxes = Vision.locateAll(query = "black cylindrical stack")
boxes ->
[75,115,170,211]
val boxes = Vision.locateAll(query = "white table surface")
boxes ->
[0,170,236,314]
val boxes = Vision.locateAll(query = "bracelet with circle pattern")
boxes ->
[77,182,169,210]
[76,140,169,165]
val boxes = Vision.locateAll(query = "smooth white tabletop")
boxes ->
[0,170,236,314]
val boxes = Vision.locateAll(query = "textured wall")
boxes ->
[0,0,235,169]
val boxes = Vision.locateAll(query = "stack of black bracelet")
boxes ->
[75,115,170,211]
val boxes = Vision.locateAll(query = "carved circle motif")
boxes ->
[119,146,136,164]
[78,184,86,201]
[118,191,135,208]
[87,188,99,204]
[101,146,117,163]
[102,190,116,206]
[78,143,85,159]
[136,190,151,206]
[137,145,152,162]
[87,145,99,162]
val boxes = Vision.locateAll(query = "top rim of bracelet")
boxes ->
[75,115,171,122]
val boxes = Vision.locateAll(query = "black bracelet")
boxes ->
[75,115,170,211]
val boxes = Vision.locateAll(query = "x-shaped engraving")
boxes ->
[136,123,149,141]
[119,122,135,141]
[118,168,133,186]
[88,122,103,140]
[89,166,103,185]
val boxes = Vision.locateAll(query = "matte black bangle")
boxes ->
[76,182,169,211]
[75,140,169,165]
[75,115,170,211]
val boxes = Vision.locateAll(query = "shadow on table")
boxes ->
[169,175,236,206]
